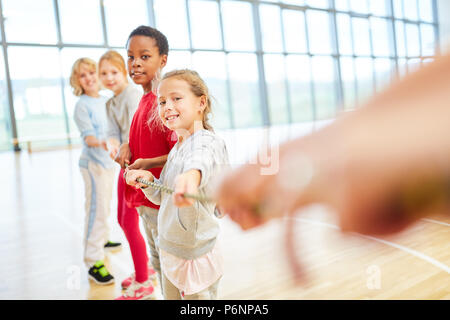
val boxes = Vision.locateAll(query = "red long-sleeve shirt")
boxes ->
[125,91,176,209]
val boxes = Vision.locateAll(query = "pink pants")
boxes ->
[117,168,149,283]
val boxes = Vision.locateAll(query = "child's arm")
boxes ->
[73,103,107,151]
[173,169,202,207]
[127,155,169,170]
[84,136,108,150]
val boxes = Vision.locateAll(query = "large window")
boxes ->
[0,0,440,151]
[0,50,11,150]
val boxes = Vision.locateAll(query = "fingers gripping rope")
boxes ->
[123,163,215,204]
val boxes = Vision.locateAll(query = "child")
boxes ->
[99,50,159,295]
[114,26,176,300]
[70,57,119,285]
[125,69,229,300]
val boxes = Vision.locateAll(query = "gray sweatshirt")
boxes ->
[142,129,230,260]
[105,85,142,144]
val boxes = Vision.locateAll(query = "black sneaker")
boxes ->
[104,241,122,251]
[88,260,114,285]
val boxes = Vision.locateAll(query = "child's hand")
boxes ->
[100,140,108,151]
[109,146,119,159]
[115,143,132,169]
[173,170,201,207]
[125,169,154,189]
[108,138,120,159]
[128,158,152,170]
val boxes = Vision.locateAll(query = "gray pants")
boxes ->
[162,273,220,300]
[136,206,162,290]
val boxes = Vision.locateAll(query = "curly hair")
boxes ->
[126,25,169,56]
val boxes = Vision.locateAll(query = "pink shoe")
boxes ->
[115,280,156,300]
[121,268,157,290]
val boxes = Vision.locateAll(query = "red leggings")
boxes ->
[117,168,148,283]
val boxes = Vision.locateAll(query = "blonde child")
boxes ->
[70,58,118,285]
[125,69,229,300]
[114,26,176,300]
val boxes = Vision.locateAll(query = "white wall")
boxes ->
[437,0,450,53]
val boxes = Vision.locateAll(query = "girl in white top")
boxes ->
[125,69,229,299]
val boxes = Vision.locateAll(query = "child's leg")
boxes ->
[161,272,182,300]
[117,169,149,283]
[99,166,115,243]
[137,206,161,285]
[182,279,221,300]
[80,162,108,267]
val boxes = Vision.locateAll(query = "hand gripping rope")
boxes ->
[124,163,214,203]
[124,163,222,217]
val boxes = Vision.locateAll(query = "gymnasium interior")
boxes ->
[0,0,449,300]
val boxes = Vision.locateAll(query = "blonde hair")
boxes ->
[99,50,128,81]
[157,69,213,132]
[70,57,97,96]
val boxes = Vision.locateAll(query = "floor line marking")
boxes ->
[421,218,450,228]
[293,217,450,274]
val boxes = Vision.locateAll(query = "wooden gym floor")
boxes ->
[0,126,448,300]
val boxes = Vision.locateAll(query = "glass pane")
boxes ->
[403,0,418,21]
[286,55,313,122]
[307,10,332,55]
[335,0,350,11]
[260,5,283,53]
[59,0,104,45]
[405,23,420,57]
[393,0,403,19]
[421,24,436,56]
[0,50,11,150]
[227,53,262,128]
[371,17,392,57]
[350,0,369,14]
[2,0,57,44]
[395,21,406,57]
[306,0,329,9]
[283,10,307,53]
[264,54,289,125]
[8,47,66,146]
[311,56,336,119]
[374,58,393,93]
[191,52,231,129]
[154,0,190,49]
[353,18,371,56]
[369,0,388,16]
[60,47,109,136]
[189,0,222,50]
[337,14,353,55]
[165,51,192,73]
[340,57,356,110]
[103,0,149,48]
[221,0,255,52]
[418,0,434,22]
[355,57,374,105]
